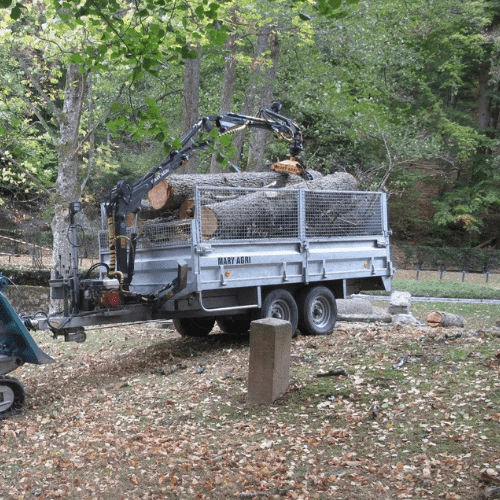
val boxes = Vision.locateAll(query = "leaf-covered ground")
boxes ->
[1,321,500,500]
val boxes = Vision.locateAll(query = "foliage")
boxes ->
[400,245,500,271]
[1,0,500,247]
[0,265,51,286]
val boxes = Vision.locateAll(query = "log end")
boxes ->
[200,206,218,237]
[179,200,195,220]
[426,311,442,328]
[148,180,171,210]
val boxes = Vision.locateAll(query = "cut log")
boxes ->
[198,172,359,238]
[285,171,358,191]
[147,170,323,212]
[426,311,466,328]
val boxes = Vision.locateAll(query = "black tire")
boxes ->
[216,317,251,335]
[297,286,337,336]
[173,317,216,337]
[260,289,299,335]
[0,376,26,420]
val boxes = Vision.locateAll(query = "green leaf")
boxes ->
[195,5,205,18]
[219,135,233,147]
[10,3,21,19]
[0,0,12,8]
[328,0,342,9]
[70,53,85,64]
[207,26,227,45]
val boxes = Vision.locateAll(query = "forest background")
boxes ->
[1,0,500,268]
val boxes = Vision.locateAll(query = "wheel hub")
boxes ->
[271,301,291,321]
[311,298,331,328]
[0,384,15,413]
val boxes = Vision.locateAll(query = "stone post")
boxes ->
[388,291,412,315]
[247,317,291,405]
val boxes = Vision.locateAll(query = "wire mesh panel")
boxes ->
[197,187,300,241]
[197,187,384,241]
[305,191,384,238]
[99,220,192,252]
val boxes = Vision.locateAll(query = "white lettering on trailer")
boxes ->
[218,256,251,265]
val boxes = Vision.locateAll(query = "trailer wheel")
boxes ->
[260,289,298,335]
[0,376,26,420]
[173,317,216,337]
[297,286,337,336]
[216,317,251,335]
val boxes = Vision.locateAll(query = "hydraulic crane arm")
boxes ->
[105,105,307,282]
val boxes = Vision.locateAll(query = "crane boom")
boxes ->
[105,106,307,283]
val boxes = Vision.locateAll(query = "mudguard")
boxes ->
[0,273,54,374]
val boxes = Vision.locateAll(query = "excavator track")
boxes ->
[0,376,26,420]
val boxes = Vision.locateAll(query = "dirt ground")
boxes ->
[1,320,499,500]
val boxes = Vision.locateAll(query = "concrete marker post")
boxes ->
[247,317,291,405]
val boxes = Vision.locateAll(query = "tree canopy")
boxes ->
[1,0,500,249]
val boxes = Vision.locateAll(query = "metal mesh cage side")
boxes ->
[98,220,192,252]
[304,191,384,238]
[197,186,300,241]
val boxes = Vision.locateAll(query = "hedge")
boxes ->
[0,266,51,286]
[400,246,500,272]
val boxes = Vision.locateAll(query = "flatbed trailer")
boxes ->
[29,185,392,339]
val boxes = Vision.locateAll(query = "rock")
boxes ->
[392,313,424,326]
[316,367,349,378]
[337,312,392,323]
[388,291,412,315]
[484,487,500,499]
[4,285,50,315]
[336,298,392,323]
[337,298,373,315]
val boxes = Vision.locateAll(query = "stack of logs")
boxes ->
[138,170,359,239]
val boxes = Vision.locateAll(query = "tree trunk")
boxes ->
[426,311,466,328]
[232,25,271,168]
[478,61,493,130]
[178,43,202,174]
[146,170,323,212]
[51,64,86,310]
[210,26,238,174]
[246,30,280,171]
